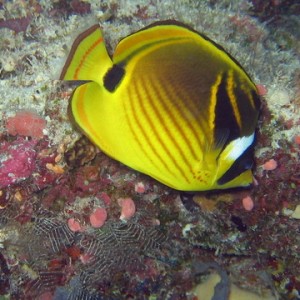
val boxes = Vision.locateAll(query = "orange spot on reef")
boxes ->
[294,135,300,145]
[262,159,278,171]
[242,195,254,211]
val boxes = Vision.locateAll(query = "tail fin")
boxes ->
[60,25,112,85]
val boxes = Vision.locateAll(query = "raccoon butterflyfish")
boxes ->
[60,21,260,191]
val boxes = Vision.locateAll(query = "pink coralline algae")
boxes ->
[6,110,46,139]
[134,182,146,194]
[89,207,107,228]
[118,198,136,220]
[68,218,83,232]
[0,138,37,188]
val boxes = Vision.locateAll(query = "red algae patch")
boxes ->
[0,138,37,188]
[89,207,107,228]
[118,197,136,220]
[6,110,46,139]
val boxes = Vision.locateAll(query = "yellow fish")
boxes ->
[60,21,260,191]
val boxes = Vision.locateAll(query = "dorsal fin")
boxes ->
[60,24,112,85]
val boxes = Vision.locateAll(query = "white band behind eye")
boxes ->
[225,133,255,161]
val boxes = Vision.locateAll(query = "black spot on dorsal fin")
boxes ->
[103,64,125,92]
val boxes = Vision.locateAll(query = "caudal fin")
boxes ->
[60,25,112,85]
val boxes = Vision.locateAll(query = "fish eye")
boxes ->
[217,145,254,185]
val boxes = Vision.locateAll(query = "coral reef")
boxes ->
[0,0,299,299]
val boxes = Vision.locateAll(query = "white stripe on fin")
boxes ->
[225,133,255,161]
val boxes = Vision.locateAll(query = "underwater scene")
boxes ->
[0,0,300,299]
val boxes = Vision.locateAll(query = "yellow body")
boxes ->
[60,22,260,191]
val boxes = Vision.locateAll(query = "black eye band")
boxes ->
[217,144,254,185]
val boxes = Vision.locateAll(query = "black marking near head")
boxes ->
[217,143,254,185]
[252,90,261,111]
[230,84,260,136]
[103,64,125,92]
[214,73,240,146]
